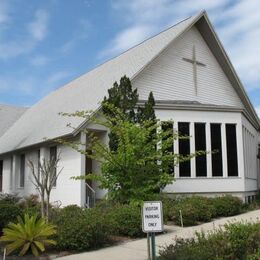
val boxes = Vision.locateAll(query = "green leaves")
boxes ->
[0,213,56,256]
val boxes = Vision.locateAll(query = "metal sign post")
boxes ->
[142,201,164,260]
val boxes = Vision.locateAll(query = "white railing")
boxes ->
[85,183,96,208]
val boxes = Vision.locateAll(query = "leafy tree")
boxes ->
[102,75,156,151]
[102,75,138,123]
[136,92,156,123]
[58,105,201,204]
[0,214,56,257]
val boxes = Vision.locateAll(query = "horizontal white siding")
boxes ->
[1,142,82,207]
[133,26,244,108]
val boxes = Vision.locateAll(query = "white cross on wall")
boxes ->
[182,45,206,95]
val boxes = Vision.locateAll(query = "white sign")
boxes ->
[142,201,163,233]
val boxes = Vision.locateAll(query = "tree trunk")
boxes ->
[46,193,50,223]
[40,192,45,219]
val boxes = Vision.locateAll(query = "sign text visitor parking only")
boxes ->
[142,201,163,233]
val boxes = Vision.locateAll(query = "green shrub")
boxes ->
[106,204,143,237]
[153,194,178,223]
[0,204,22,232]
[0,193,21,205]
[18,194,42,217]
[172,196,216,226]
[158,222,260,260]
[211,195,243,217]
[0,214,56,257]
[53,205,110,251]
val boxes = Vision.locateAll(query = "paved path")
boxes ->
[60,209,260,260]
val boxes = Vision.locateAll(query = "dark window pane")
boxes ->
[211,124,223,176]
[37,150,41,179]
[50,146,57,186]
[162,122,174,175]
[0,160,3,192]
[85,150,92,187]
[178,122,191,177]
[20,154,25,187]
[195,123,207,177]
[226,124,238,176]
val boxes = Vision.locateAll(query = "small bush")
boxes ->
[0,214,56,257]
[158,222,260,260]
[0,204,22,232]
[172,196,216,226]
[18,194,42,217]
[53,205,110,251]
[0,193,21,205]
[106,204,143,237]
[211,195,243,217]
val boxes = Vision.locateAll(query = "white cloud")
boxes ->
[60,18,91,54]
[101,0,229,58]
[30,55,50,66]
[28,9,49,41]
[0,0,10,25]
[0,75,36,96]
[99,25,154,58]
[0,70,73,103]
[0,8,49,60]
[46,71,72,86]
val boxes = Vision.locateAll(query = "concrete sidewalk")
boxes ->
[59,209,260,260]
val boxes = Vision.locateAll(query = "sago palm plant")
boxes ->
[0,213,56,256]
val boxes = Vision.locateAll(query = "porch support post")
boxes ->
[80,132,86,207]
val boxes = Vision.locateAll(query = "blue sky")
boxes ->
[0,0,259,116]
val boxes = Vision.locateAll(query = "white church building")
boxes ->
[0,11,259,207]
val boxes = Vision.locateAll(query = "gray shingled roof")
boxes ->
[0,104,27,137]
[0,13,199,154]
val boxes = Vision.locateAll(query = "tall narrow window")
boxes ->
[50,146,57,187]
[20,154,25,188]
[162,122,174,174]
[178,122,191,177]
[195,123,207,177]
[85,150,92,187]
[226,124,238,176]
[211,124,223,176]
[37,150,41,179]
[10,156,13,190]
[0,160,3,192]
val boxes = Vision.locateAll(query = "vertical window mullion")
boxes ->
[20,154,25,188]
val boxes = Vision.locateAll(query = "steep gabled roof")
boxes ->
[0,10,258,155]
[0,12,199,155]
[0,104,27,137]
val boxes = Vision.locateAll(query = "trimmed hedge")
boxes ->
[106,204,143,237]
[161,195,244,226]
[0,204,22,232]
[52,205,110,251]
[159,222,260,260]
[211,195,243,217]
[172,196,216,226]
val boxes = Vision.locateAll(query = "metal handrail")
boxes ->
[85,183,96,208]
